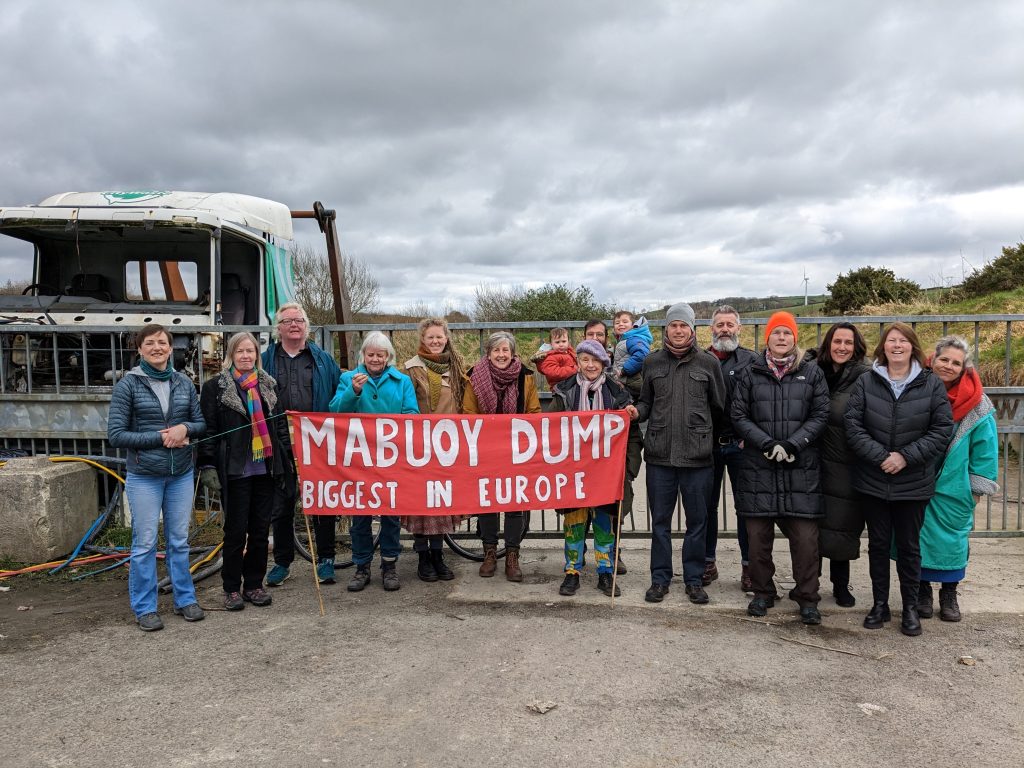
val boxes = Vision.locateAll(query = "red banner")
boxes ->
[288,411,629,516]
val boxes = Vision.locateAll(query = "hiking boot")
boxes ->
[347,564,371,592]
[800,606,822,625]
[431,549,455,580]
[645,583,669,603]
[316,558,336,584]
[137,612,164,631]
[615,555,627,575]
[505,546,523,582]
[741,564,753,592]
[266,564,290,587]
[559,572,580,596]
[939,586,961,622]
[417,550,438,582]
[686,584,710,604]
[173,603,205,622]
[702,561,719,586]
[833,583,856,608]
[597,572,620,597]
[382,561,401,591]
[917,581,934,619]
[224,591,245,611]
[479,544,498,578]
[901,605,923,636]
[863,602,891,629]
[747,596,775,617]
[243,587,272,607]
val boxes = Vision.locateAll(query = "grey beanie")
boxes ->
[665,302,695,331]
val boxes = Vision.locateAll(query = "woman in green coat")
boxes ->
[918,335,999,622]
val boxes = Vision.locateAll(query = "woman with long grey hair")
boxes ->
[918,335,998,622]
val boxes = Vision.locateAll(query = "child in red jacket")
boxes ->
[531,327,578,388]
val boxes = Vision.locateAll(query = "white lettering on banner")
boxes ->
[432,421,459,467]
[426,479,453,508]
[300,416,336,466]
[460,419,482,467]
[571,415,601,460]
[477,472,582,506]
[404,419,432,468]
[602,413,626,456]
[343,420,371,466]
[511,418,538,463]
[512,414,622,465]
[541,416,569,463]
[376,419,399,467]
[302,479,398,510]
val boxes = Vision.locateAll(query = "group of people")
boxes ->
[107,301,998,637]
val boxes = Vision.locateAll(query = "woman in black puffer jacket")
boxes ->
[805,323,871,609]
[845,322,953,637]
[731,312,830,625]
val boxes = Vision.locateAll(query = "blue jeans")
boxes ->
[350,515,401,566]
[126,471,196,617]
[705,442,750,564]
[647,463,713,587]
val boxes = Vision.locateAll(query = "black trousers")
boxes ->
[269,474,337,564]
[479,512,527,547]
[863,495,926,607]
[222,474,274,593]
[745,517,821,606]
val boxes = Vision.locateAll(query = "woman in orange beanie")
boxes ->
[730,312,830,624]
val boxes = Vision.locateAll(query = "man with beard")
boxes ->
[703,305,759,591]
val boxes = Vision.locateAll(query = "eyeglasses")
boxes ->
[278,318,307,326]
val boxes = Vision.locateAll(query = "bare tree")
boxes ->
[473,283,525,321]
[0,278,30,296]
[290,243,380,324]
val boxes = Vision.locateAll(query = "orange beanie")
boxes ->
[765,311,798,345]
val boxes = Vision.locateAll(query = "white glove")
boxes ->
[763,444,789,462]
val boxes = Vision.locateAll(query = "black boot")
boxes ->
[917,581,934,619]
[939,583,961,622]
[833,582,856,608]
[417,550,438,582]
[863,602,891,629]
[901,605,922,636]
[431,549,455,581]
[597,572,621,597]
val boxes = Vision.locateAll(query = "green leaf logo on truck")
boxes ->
[102,191,171,204]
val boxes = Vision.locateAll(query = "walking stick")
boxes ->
[305,508,326,617]
[610,499,623,603]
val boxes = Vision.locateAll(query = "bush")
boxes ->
[474,282,609,322]
[824,266,921,314]
[960,243,1024,298]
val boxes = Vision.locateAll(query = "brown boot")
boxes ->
[479,544,498,578]
[505,546,523,582]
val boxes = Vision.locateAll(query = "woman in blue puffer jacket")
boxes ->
[107,324,205,632]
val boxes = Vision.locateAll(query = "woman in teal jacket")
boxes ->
[918,335,999,622]
[329,331,418,592]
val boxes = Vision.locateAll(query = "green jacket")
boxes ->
[919,396,999,572]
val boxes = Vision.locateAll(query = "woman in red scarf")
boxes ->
[199,332,293,611]
[462,332,542,581]
[918,335,999,621]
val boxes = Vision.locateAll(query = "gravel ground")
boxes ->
[1,541,1022,768]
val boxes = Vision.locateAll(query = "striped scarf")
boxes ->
[232,367,273,461]
[575,372,606,412]
[418,342,467,414]
[766,350,797,380]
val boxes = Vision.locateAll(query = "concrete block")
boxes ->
[0,456,98,563]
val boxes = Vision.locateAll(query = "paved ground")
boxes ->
[1,539,1022,768]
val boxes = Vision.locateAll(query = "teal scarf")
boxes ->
[140,359,173,381]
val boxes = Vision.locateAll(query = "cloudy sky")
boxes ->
[1,1,1022,313]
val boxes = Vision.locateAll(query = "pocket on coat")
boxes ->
[687,371,710,400]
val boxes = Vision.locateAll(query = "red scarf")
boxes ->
[945,366,983,422]
[469,358,522,414]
